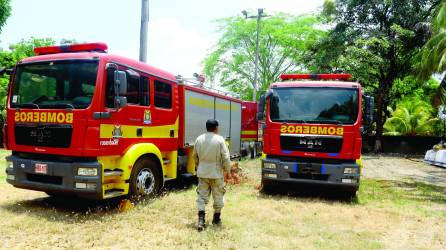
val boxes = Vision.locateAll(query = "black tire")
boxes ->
[129,157,162,198]
[260,179,275,194]
[344,188,358,200]
[250,144,258,159]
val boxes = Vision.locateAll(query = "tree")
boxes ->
[0,38,56,120]
[203,14,325,100]
[384,96,442,136]
[419,1,446,79]
[309,0,440,151]
[0,0,11,34]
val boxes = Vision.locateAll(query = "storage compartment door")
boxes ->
[230,101,242,156]
[184,90,215,146]
[215,98,231,140]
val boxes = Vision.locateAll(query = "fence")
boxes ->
[362,135,443,155]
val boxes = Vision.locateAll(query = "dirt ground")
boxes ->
[362,155,446,187]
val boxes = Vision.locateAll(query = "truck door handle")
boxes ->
[170,129,174,138]
[92,112,111,119]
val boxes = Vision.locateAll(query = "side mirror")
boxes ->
[0,68,13,76]
[113,70,128,109]
[257,94,266,121]
[364,95,374,125]
[114,70,128,96]
[114,96,127,109]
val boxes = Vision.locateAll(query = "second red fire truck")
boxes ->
[257,74,374,196]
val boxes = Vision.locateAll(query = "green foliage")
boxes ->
[0,38,56,120]
[390,76,440,106]
[383,96,442,136]
[419,1,446,79]
[203,13,325,100]
[0,0,11,34]
[308,0,440,145]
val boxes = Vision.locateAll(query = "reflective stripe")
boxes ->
[100,118,178,139]
[241,130,257,135]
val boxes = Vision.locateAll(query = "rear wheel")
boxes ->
[129,157,162,199]
[250,145,257,159]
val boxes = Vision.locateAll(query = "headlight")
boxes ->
[263,162,276,169]
[344,167,359,174]
[77,168,98,176]
[7,162,13,169]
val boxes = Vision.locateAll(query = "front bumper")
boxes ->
[5,155,102,199]
[261,158,360,189]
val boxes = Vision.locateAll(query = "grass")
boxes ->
[0,150,9,181]
[0,150,445,249]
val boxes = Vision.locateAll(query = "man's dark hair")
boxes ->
[206,119,219,132]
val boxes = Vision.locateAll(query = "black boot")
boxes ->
[197,211,205,231]
[212,212,221,225]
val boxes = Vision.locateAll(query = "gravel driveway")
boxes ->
[362,155,446,187]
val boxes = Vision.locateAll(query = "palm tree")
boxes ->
[384,97,441,136]
[419,1,446,79]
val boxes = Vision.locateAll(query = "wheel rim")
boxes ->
[136,168,155,195]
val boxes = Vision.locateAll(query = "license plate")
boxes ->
[35,163,48,174]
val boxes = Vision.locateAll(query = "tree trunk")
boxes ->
[374,88,384,153]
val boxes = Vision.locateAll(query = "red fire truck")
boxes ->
[257,74,373,196]
[3,43,243,199]
[241,101,262,158]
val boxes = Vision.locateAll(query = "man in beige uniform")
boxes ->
[193,119,231,231]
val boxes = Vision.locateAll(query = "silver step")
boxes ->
[104,170,124,177]
[104,190,124,199]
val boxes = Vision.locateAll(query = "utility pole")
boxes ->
[139,0,149,62]
[242,8,267,101]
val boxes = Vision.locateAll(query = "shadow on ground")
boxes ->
[373,179,446,204]
[258,183,358,203]
[0,177,197,223]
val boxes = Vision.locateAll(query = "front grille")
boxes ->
[280,135,343,153]
[289,173,329,181]
[27,174,63,185]
[15,124,72,148]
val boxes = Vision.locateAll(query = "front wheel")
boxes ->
[129,157,162,199]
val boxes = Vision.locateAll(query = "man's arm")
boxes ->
[193,140,199,168]
[220,138,231,173]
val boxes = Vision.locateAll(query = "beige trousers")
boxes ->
[196,178,226,213]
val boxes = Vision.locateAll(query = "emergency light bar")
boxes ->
[34,43,108,55]
[280,73,352,81]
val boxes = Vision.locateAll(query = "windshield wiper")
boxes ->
[305,119,342,125]
[16,103,40,109]
[40,103,75,110]
[274,119,307,123]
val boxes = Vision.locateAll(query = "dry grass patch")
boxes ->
[0,151,445,249]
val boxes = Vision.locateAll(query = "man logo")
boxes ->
[299,139,322,149]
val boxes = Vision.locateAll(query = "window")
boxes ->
[270,87,359,125]
[140,77,150,106]
[154,80,172,109]
[105,67,150,108]
[11,60,98,109]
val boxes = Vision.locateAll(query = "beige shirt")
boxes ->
[193,132,231,179]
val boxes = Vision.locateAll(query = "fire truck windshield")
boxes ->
[10,60,99,109]
[270,87,359,125]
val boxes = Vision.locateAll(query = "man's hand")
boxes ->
[224,172,233,183]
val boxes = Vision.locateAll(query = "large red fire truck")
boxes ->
[257,74,373,196]
[3,43,243,199]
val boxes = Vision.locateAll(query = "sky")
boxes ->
[0,0,325,77]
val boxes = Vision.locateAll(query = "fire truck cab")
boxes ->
[3,43,243,199]
[257,74,374,196]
